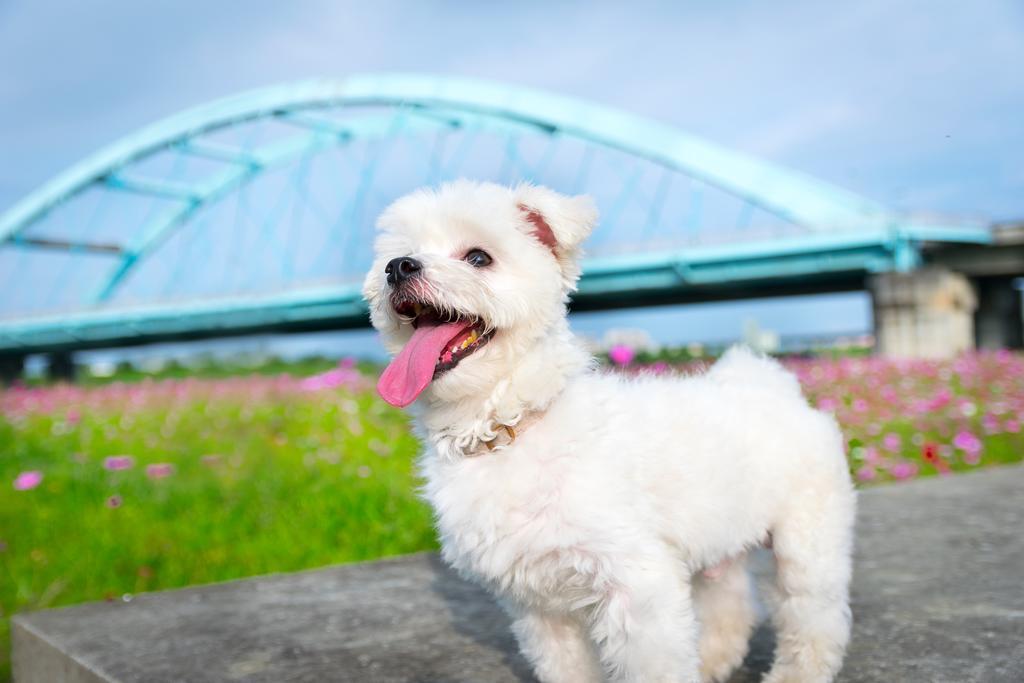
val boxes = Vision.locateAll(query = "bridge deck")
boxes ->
[0,231,979,356]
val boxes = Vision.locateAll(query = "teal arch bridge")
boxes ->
[0,74,996,367]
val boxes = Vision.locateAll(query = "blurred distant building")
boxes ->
[742,319,780,354]
[600,328,659,354]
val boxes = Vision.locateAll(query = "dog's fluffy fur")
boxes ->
[363,181,855,683]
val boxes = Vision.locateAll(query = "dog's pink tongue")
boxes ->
[378,321,468,407]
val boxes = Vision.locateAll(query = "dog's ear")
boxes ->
[514,184,597,288]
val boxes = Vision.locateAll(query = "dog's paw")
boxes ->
[698,615,751,682]
[699,644,746,683]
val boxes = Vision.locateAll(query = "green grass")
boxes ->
[0,373,436,680]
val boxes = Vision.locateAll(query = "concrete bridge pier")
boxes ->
[0,353,25,385]
[974,275,1024,349]
[46,351,77,382]
[868,267,977,358]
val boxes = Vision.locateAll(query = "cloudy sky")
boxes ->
[2,0,1022,356]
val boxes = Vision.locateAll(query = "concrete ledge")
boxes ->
[14,466,1024,682]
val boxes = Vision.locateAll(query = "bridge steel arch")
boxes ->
[0,74,992,356]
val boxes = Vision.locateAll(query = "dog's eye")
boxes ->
[464,249,492,268]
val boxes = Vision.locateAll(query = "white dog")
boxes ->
[363,181,855,683]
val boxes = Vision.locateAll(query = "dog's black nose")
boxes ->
[385,257,423,286]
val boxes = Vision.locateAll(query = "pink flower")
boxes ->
[13,470,43,491]
[952,430,982,456]
[856,465,877,482]
[817,397,839,412]
[145,463,175,480]
[889,461,918,480]
[103,455,135,471]
[106,494,123,508]
[608,345,635,367]
[923,388,952,412]
[299,361,362,392]
[882,433,902,453]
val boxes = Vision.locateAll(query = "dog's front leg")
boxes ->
[508,606,604,683]
[589,566,700,683]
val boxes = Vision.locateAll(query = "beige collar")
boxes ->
[463,410,545,457]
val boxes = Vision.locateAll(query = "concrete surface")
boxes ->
[13,465,1024,682]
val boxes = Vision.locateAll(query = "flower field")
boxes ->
[3,351,1024,679]
[788,352,1024,482]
